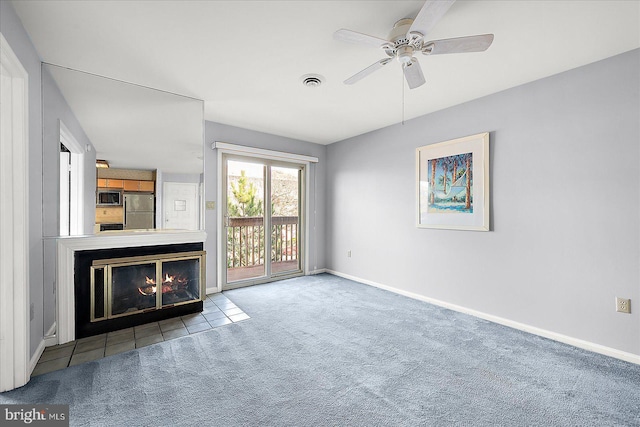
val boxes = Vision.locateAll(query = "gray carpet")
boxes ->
[2,274,640,426]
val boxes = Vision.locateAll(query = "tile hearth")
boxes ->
[33,292,249,377]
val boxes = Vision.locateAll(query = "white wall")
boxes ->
[204,122,327,291]
[326,49,640,357]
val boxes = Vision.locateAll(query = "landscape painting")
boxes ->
[416,132,490,231]
[427,153,473,214]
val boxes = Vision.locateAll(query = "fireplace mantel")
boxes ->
[57,230,207,344]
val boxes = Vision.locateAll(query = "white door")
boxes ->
[163,182,199,230]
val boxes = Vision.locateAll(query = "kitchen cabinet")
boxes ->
[123,180,155,192]
[95,206,124,224]
[97,178,124,189]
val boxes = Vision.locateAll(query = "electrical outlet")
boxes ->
[616,297,631,314]
[347,250,351,258]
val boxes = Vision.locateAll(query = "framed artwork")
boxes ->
[416,132,490,231]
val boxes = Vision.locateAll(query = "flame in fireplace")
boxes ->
[138,273,188,296]
[138,276,157,296]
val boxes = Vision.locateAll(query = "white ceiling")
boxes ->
[45,63,204,174]
[12,0,640,146]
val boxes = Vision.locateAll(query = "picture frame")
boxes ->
[416,132,490,231]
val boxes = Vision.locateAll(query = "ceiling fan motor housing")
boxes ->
[389,18,414,44]
[387,18,422,61]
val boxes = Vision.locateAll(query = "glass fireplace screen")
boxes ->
[90,251,205,322]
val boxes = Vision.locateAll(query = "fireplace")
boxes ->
[91,251,204,321]
[75,242,205,339]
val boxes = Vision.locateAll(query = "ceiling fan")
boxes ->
[334,0,494,89]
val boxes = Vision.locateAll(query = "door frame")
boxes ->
[0,32,30,392]
[221,154,304,290]
[214,142,318,292]
[59,120,85,236]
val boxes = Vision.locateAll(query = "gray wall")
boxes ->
[204,122,327,290]
[326,49,640,356]
[1,1,45,357]
[41,66,96,335]
[2,1,96,356]
[162,173,203,184]
[42,65,96,238]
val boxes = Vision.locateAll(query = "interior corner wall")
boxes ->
[326,49,640,357]
[41,66,96,238]
[1,0,44,358]
[203,121,328,291]
[41,66,96,336]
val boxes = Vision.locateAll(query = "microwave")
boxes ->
[97,190,122,206]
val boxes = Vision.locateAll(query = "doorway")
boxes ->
[222,155,304,289]
[58,120,84,236]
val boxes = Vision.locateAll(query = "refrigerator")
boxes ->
[124,193,155,230]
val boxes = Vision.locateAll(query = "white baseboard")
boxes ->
[44,335,58,348]
[206,287,220,295]
[326,269,640,366]
[29,339,47,375]
[45,322,56,337]
[44,322,58,347]
[30,322,58,374]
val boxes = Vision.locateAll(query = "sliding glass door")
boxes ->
[222,155,303,289]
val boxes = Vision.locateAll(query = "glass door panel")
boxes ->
[223,155,304,289]
[270,166,300,275]
[109,262,157,316]
[225,160,265,283]
[161,258,201,306]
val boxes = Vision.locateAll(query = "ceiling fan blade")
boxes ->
[402,58,426,89]
[408,0,456,38]
[344,58,393,85]
[422,34,494,55]
[334,29,391,49]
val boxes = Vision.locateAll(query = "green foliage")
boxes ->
[437,174,451,188]
[226,169,298,270]
[227,170,263,217]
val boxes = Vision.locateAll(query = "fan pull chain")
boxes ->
[401,70,405,125]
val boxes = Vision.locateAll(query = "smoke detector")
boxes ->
[300,74,325,88]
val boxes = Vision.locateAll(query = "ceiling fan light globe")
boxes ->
[396,46,414,64]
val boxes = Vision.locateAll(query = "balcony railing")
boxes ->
[227,216,298,281]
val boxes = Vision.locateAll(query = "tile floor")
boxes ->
[32,292,249,377]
